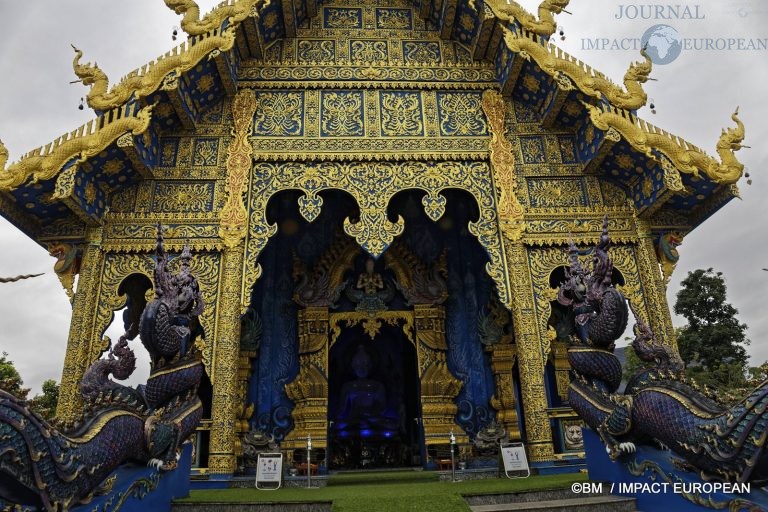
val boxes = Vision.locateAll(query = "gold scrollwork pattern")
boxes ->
[243,160,512,311]
[505,242,553,461]
[482,90,525,241]
[487,343,521,440]
[329,310,414,346]
[380,92,424,136]
[208,246,245,474]
[320,91,364,137]
[635,219,677,347]
[57,241,104,421]
[219,89,258,248]
[414,305,467,444]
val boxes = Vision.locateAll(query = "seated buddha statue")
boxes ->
[336,345,398,435]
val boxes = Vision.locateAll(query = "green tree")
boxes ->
[0,351,29,399]
[674,268,749,390]
[621,337,644,381]
[29,379,59,420]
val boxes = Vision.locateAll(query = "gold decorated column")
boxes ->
[635,218,676,347]
[481,90,552,460]
[284,307,330,449]
[507,243,555,461]
[56,229,104,421]
[486,342,521,440]
[209,88,257,474]
[208,246,246,474]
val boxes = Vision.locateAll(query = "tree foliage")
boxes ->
[674,268,749,391]
[0,352,59,418]
[0,351,29,400]
[28,379,60,420]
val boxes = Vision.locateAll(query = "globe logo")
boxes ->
[641,24,683,65]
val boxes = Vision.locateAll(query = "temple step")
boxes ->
[467,493,637,512]
[327,469,437,486]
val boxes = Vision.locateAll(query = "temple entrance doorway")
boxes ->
[328,323,422,470]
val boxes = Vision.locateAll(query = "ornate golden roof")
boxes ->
[0,0,746,225]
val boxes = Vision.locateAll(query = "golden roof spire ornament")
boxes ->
[70,44,111,110]
[582,102,747,185]
[164,0,268,37]
[502,31,652,111]
[709,107,748,183]
[488,0,571,36]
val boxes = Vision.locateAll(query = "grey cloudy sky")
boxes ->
[0,1,766,394]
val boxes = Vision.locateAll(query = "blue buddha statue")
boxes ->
[336,345,398,436]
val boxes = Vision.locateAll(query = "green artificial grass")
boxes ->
[179,472,587,512]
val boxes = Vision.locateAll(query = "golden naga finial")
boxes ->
[503,27,651,111]
[70,44,110,110]
[708,107,748,183]
[489,0,570,36]
[164,0,265,37]
[581,100,748,186]
[599,45,653,110]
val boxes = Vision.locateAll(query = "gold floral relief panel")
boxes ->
[252,91,304,136]
[402,41,441,65]
[247,89,490,159]
[436,92,488,136]
[350,39,388,64]
[320,91,365,137]
[526,178,589,208]
[150,181,216,213]
[380,91,424,136]
[297,40,336,63]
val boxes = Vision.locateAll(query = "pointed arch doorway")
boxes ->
[327,319,422,469]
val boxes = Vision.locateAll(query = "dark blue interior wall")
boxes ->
[388,189,496,437]
[247,190,360,440]
[246,188,497,441]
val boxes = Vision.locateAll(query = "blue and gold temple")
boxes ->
[0,0,746,477]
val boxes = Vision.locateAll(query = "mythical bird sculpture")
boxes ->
[0,227,204,510]
[559,217,768,484]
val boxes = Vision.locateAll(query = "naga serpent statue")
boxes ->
[0,227,204,511]
[560,218,768,484]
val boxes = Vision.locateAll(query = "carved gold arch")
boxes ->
[243,160,511,311]
[93,251,221,378]
[329,310,415,347]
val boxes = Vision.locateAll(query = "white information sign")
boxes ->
[255,453,283,490]
[500,442,530,478]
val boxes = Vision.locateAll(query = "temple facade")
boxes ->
[0,0,745,476]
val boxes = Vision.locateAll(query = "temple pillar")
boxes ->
[506,242,555,461]
[283,306,330,449]
[207,246,245,474]
[414,304,468,444]
[635,219,677,348]
[486,342,521,440]
[209,88,258,474]
[56,229,104,421]
[551,340,571,402]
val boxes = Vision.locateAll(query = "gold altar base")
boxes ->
[282,399,328,450]
[421,398,468,445]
